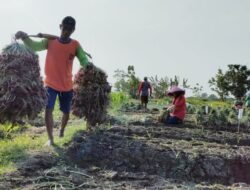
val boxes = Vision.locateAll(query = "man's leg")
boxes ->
[140,96,144,108]
[58,90,73,137]
[145,96,148,109]
[141,96,145,109]
[45,108,54,145]
[45,87,58,146]
[59,112,69,137]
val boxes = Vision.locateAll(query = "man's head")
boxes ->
[60,16,76,38]
[144,77,148,82]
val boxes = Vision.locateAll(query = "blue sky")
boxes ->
[1,0,250,95]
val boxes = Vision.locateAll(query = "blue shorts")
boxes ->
[46,87,73,114]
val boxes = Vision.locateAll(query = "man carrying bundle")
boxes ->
[15,16,92,146]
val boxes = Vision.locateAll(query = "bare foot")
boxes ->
[45,139,54,146]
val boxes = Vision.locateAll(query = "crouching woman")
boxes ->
[164,86,186,125]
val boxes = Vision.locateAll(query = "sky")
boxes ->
[1,0,250,95]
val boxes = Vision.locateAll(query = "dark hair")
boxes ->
[62,16,76,29]
[144,77,148,82]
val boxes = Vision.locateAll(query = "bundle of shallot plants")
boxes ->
[0,42,46,124]
[72,66,111,130]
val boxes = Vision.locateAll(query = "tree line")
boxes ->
[209,64,250,100]
[113,64,250,101]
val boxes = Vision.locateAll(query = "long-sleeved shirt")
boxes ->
[23,37,89,91]
[170,95,186,120]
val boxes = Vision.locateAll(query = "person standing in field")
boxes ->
[137,77,152,109]
[15,16,92,146]
[234,97,244,111]
[164,86,186,124]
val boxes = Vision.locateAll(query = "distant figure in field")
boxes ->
[137,77,152,109]
[164,86,186,125]
[234,98,244,110]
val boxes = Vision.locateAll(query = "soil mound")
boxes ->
[67,125,250,185]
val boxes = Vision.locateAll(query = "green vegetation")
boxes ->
[186,97,231,108]
[114,64,250,102]
[0,99,86,175]
[210,64,250,100]
[113,65,140,98]
[0,66,249,177]
[1,87,250,190]
[149,75,170,98]
[0,123,27,139]
[0,132,45,174]
[0,122,85,174]
[110,92,129,107]
[209,69,228,101]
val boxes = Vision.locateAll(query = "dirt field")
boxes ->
[1,106,250,189]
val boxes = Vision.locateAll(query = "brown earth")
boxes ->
[1,107,250,189]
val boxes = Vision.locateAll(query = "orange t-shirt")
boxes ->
[44,39,79,91]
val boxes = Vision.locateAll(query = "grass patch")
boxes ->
[0,120,86,175]
[55,120,86,147]
[0,96,87,175]
[149,98,170,109]
[187,97,231,108]
[0,123,27,139]
[109,92,129,113]
[0,134,44,174]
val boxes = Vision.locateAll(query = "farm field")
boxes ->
[0,95,250,189]
[1,1,250,189]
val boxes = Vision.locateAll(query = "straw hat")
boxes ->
[167,86,185,96]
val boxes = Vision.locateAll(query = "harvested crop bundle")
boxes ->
[157,109,170,123]
[72,66,111,129]
[0,42,46,124]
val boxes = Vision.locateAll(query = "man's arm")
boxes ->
[138,82,143,95]
[149,83,152,96]
[76,45,90,68]
[15,31,48,51]
[23,38,48,51]
[30,33,58,40]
